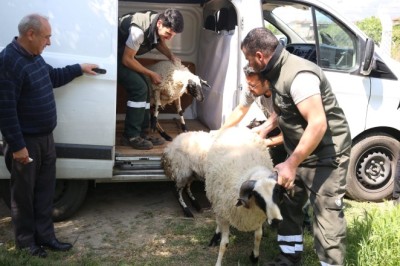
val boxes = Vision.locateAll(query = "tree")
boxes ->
[392,24,400,61]
[356,16,382,45]
[356,16,400,61]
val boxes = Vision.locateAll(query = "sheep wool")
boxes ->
[205,127,276,231]
[162,130,215,217]
[147,60,201,108]
[162,130,214,186]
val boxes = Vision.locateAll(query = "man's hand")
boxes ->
[275,160,297,190]
[150,71,163,85]
[80,63,100,75]
[170,54,181,65]
[252,126,269,139]
[13,147,32,164]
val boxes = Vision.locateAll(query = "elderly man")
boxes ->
[0,13,98,258]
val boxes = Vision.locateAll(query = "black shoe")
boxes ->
[22,245,48,258]
[40,239,72,251]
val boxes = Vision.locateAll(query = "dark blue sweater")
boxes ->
[0,38,83,152]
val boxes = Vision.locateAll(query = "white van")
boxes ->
[1,0,399,221]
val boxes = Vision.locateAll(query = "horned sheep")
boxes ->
[162,126,284,266]
[205,127,283,266]
[147,60,209,140]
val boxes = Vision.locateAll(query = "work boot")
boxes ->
[143,135,165,146]
[122,136,153,150]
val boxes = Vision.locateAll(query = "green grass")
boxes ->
[345,200,400,266]
[0,199,399,265]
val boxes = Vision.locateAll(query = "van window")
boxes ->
[263,2,358,71]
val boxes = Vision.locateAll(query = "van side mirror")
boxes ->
[360,38,375,75]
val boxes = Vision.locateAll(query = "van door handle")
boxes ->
[93,68,107,74]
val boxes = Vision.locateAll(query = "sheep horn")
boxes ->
[200,79,211,88]
[236,180,257,208]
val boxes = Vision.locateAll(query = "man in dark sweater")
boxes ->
[0,13,98,258]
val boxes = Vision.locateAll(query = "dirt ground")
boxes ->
[0,181,215,263]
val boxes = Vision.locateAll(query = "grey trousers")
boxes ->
[276,148,350,265]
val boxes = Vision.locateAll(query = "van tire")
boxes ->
[345,134,398,202]
[52,179,88,222]
[0,179,88,222]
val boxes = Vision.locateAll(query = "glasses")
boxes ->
[247,82,261,90]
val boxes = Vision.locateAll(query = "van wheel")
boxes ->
[52,179,88,222]
[346,134,398,202]
[0,179,88,222]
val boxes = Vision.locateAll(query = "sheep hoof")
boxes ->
[181,124,188,132]
[249,251,259,264]
[208,232,221,247]
[159,131,173,141]
[183,207,194,218]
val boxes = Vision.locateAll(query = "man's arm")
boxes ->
[252,111,279,138]
[276,94,327,189]
[156,41,180,64]
[121,46,162,85]
[220,104,250,130]
[266,132,283,147]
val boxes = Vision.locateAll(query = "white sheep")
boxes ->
[147,60,209,140]
[205,127,283,266]
[161,130,215,217]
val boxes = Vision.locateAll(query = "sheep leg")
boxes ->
[249,226,262,264]
[177,187,194,218]
[152,90,173,141]
[186,182,202,211]
[215,218,230,266]
[151,91,161,132]
[174,98,188,132]
[208,224,221,247]
[156,122,173,141]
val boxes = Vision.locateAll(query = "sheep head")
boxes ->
[186,79,209,102]
[236,174,284,225]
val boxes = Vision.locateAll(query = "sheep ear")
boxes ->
[236,198,250,208]
[237,180,257,209]
[236,199,248,208]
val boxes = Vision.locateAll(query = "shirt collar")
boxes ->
[11,37,35,58]
[148,14,160,45]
